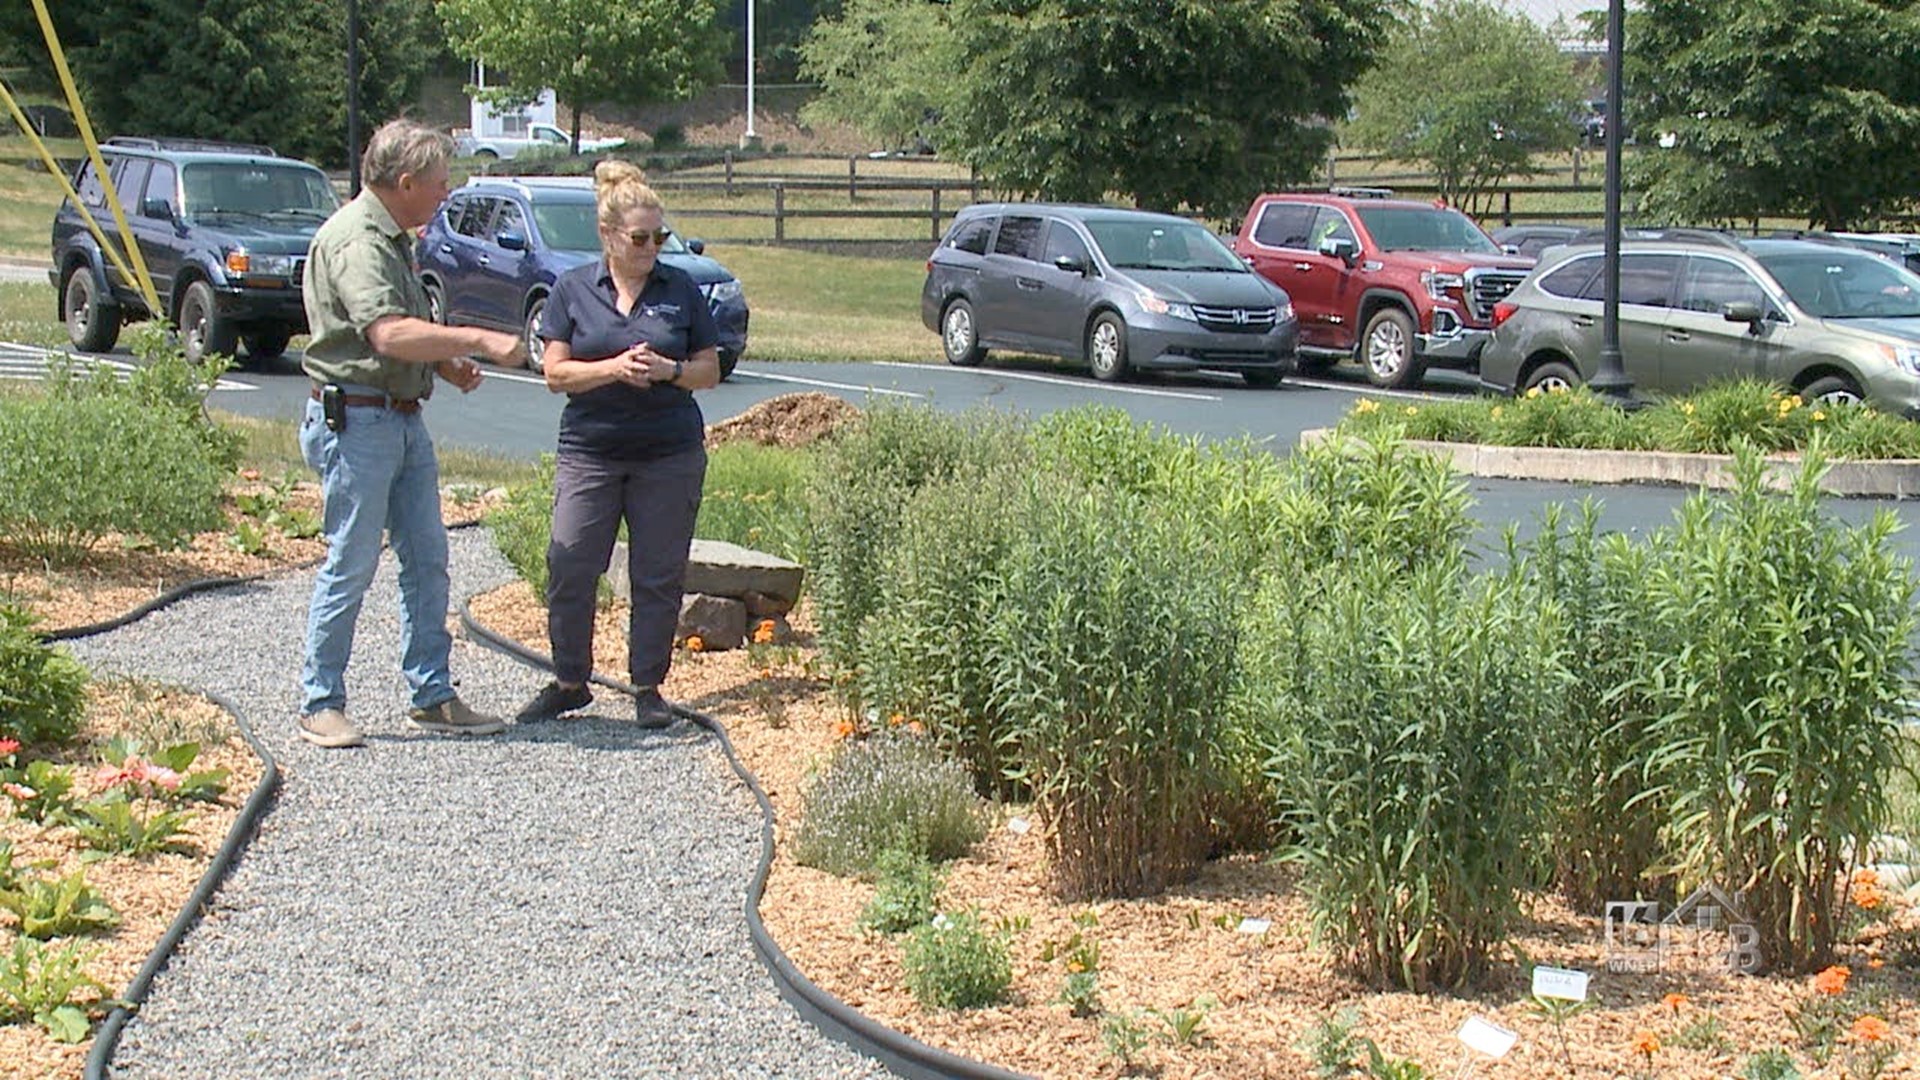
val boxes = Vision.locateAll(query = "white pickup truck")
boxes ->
[453,122,627,160]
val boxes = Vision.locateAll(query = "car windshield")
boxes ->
[1759,249,1920,319]
[1086,220,1245,272]
[1354,206,1501,253]
[181,163,338,221]
[531,200,691,255]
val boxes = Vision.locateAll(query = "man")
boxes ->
[296,118,524,749]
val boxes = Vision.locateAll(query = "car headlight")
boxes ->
[1139,293,1195,321]
[703,279,744,305]
[225,250,299,278]
[1278,302,1296,324]
[1879,341,1920,375]
[1421,269,1465,300]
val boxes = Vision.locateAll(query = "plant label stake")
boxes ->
[1531,965,1590,1002]
[1453,1015,1518,1078]
[1005,815,1031,835]
[1235,917,1271,935]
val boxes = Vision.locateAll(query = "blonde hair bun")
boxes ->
[593,159,664,223]
[594,159,648,194]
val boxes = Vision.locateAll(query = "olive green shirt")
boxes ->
[300,190,434,400]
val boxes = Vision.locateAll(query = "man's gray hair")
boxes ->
[361,119,452,189]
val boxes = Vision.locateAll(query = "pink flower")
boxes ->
[0,738,19,756]
[145,764,182,791]
[3,782,36,801]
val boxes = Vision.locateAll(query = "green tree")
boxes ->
[1629,0,1920,230]
[1344,0,1580,217]
[439,0,727,152]
[798,0,958,151]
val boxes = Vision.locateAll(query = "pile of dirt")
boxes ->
[706,392,861,449]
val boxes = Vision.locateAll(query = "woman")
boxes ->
[515,160,722,727]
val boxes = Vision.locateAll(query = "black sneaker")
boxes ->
[515,681,593,723]
[634,687,677,729]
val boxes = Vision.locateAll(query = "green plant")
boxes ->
[0,838,16,892]
[1640,448,1917,971]
[1059,970,1100,1018]
[1302,1008,1367,1079]
[1150,994,1217,1046]
[1740,1048,1803,1080]
[0,936,106,1043]
[858,845,944,934]
[1363,1042,1432,1080]
[792,728,986,877]
[0,604,89,745]
[98,737,230,804]
[3,760,80,824]
[0,870,120,938]
[698,441,814,561]
[901,910,1012,1010]
[1526,992,1591,1071]
[487,455,557,596]
[1674,1006,1730,1052]
[1099,1008,1151,1070]
[1789,966,1853,1065]
[445,481,485,508]
[71,790,196,856]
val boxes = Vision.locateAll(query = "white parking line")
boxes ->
[730,368,925,398]
[1287,376,1455,403]
[0,343,252,389]
[875,361,1223,402]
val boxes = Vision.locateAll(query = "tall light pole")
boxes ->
[347,0,362,196]
[1588,0,1634,402]
[740,0,760,149]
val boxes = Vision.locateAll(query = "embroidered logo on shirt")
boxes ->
[643,303,683,319]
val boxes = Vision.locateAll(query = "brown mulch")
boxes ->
[462,581,1920,1080]
[0,682,263,1079]
[705,392,862,450]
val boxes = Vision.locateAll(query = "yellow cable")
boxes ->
[0,80,145,307]
[30,0,162,317]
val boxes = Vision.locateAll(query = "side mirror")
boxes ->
[1722,301,1763,330]
[140,197,173,220]
[1319,236,1359,267]
[1053,255,1087,276]
[496,231,527,252]
[686,238,705,255]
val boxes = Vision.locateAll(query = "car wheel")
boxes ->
[1243,369,1283,389]
[424,280,446,325]
[242,326,292,362]
[523,294,547,374]
[1361,307,1422,389]
[1803,374,1864,406]
[1523,360,1581,394]
[719,350,738,381]
[62,266,121,353]
[179,280,238,365]
[941,299,985,366]
[474,149,499,161]
[1087,312,1129,383]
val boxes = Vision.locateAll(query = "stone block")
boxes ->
[679,593,747,650]
[684,539,804,605]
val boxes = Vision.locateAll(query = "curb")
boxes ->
[1300,428,1920,498]
[82,689,281,1080]
[458,600,1032,1080]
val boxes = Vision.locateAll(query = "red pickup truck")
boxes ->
[1231,189,1534,389]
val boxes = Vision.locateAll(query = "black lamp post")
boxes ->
[1587,0,1634,401]
[346,0,362,197]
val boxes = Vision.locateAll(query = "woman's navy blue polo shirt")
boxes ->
[537,259,720,461]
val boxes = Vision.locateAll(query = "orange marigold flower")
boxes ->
[1854,867,1882,888]
[1851,1015,1891,1044]
[1855,884,1886,910]
[1631,1030,1661,1056]
[0,738,18,756]
[684,635,705,652]
[1661,992,1688,1012]
[887,713,908,727]
[1869,958,1887,969]
[906,721,926,736]
[240,468,262,481]
[832,719,856,740]
[1813,965,1851,996]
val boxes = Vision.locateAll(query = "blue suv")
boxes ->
[416,176,750,377]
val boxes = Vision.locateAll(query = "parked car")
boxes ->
[1480,230,1920,416]
[453,122,626,161]
[50,135,337,365]
[1231,188,1534,389]
[1822,232,1920,275]
[1491,223,1585,259]
[416,176,748,377]
[921,203,1298,386]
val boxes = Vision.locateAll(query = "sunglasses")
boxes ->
[624,227,672,248]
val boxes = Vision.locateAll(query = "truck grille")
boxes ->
[1192,304,1277,334]
[1466,269,1527,321]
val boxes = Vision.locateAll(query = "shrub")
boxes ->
[902,910,1012,1010]
[0,870,120,938]
[1637,380,1815,454]
[1275,433,1475,578]
[0,389,228,562]
[792,729,986,877]
[986,476,1243,899]
[1638,447,1917,971]
[858,845,944,934]
[0,605,88,746]
[1260,562,1563,990]
[0,937,105,1043]
[486,455,557,596]
[698,441,813,561]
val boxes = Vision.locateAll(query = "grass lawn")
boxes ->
[0,135,80,261]
[719,245,936,364]
[0,279,60,347]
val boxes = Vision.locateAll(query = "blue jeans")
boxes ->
[298,394,453,717]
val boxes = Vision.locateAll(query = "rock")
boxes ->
[678,593,747,650]
[741,589,794,618]
[684,539,804,606]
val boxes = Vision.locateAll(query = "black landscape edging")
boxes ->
[83,689,281,1080]
[458,600,1032,1080]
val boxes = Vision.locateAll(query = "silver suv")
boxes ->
[921,203,1298,386]
[1480,231,1920,415]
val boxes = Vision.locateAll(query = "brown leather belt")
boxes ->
[311,386,422,413]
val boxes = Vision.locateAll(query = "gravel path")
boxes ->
[62,527,890,1079]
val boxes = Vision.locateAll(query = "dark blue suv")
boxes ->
[416,176,750,377]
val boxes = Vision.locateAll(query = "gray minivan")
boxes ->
[920,203,1299,386]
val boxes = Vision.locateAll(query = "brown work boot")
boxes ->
[298,708,364,749]
[408,695,506,736]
